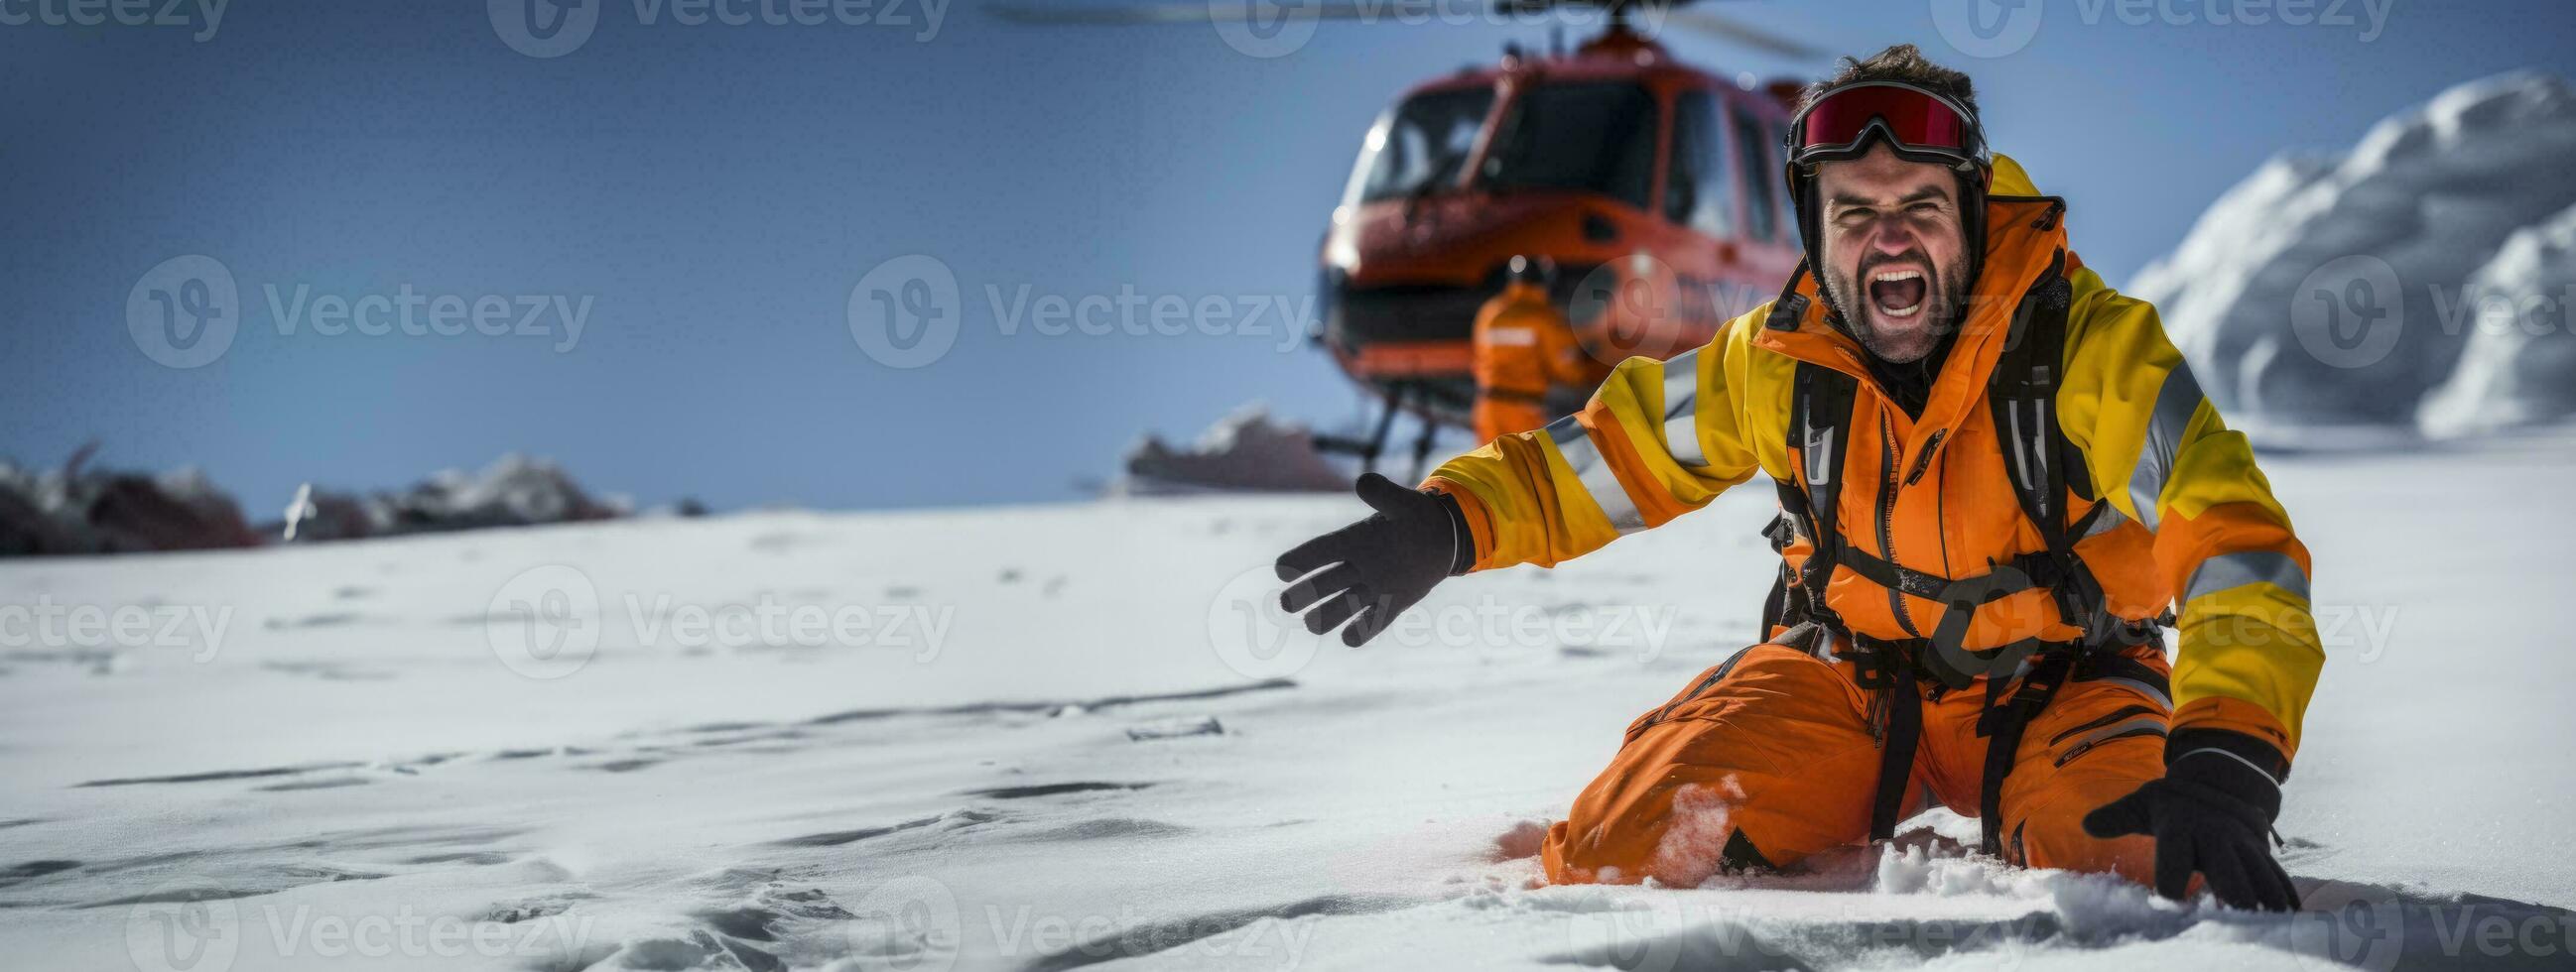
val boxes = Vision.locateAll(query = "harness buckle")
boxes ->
[1764,293,1809,331]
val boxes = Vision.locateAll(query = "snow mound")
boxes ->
[2127,71,2576,437]
[1113,404,1350,495]
[2419,201,2576,435]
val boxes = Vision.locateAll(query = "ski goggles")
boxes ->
[1783,80,1990,174]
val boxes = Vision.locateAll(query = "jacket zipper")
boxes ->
[1903,428,1945,486]
[1876,409,1920,637]
[1912,428,1951,576]
[2045,703,2163,748]
[2054,725,2167,769]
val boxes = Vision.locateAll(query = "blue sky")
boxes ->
[6,0,2572,513]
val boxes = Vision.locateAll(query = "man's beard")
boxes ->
[1819,251,1973,365]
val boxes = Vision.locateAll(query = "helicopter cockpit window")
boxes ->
[1480,82,1658,210]
[1666,90,1734,236]
[1352,87,1498,204]
[1732,106,1781,241]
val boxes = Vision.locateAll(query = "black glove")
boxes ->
[2083,730,2300,911]
[1274,473,1472,648]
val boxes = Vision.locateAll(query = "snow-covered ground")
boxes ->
[3,435,2573,971]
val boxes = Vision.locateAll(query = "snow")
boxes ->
[2420,202,2576,436]
[2128,71,2576,438]
[3,439,2573,970]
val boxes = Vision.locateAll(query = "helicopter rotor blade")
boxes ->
[984,1,1386,25]
[985,0,1827,62]
[1645,5,1823,60]
[982,2,1197,23]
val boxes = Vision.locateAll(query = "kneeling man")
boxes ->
[1275,45,2316,911]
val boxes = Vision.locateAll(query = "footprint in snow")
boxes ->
[768,808,1003,849]
[964,782,1153,800]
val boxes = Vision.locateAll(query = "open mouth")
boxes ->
[1867,268,1929,319]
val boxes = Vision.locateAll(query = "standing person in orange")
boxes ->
[1472,256,1607,442]
[1275,46,2316,911]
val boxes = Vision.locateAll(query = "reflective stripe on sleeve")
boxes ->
[1661,348,1707,469]
[2184,549,2311,605]
[1546,416,1646,535]
[2126,361,2205,533]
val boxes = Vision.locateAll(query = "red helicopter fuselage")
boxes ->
[1318,29,1805,428]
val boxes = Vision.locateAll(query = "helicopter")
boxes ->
[990,0,1820,475]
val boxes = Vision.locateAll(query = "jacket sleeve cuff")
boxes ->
[1435,491,1474,575]
[2166,726,2289,784]
[2165,727,2287,820]
[2170,694,2297,770]
[1420,477,1488,573]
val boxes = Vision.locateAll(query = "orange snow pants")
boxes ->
[1542,642,2171,888]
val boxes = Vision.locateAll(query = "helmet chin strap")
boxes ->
[1957,164,1990,308]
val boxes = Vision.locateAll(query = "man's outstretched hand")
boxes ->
[1275,473,1467,648]
[2083,737,2301,911]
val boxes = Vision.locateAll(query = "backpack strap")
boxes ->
[1985,248,2121,647]
[1988,248,2076,550]
[1764,286,1930,842]
[1763,266,1861,639]
[1778,359,1858,630]
[1970,244,2150,855]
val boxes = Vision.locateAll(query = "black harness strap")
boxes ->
[1832,531,2105,690]
[1769,268,1857,641]
[1857,639,1922,842]
[1986,248,2106,649]
[1974,653,2074,857]
[1969,243,2106,856]
[1792,363,1858,602]
[1775,311,1929,843]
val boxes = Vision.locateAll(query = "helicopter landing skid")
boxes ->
[1310,381,1444,482]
